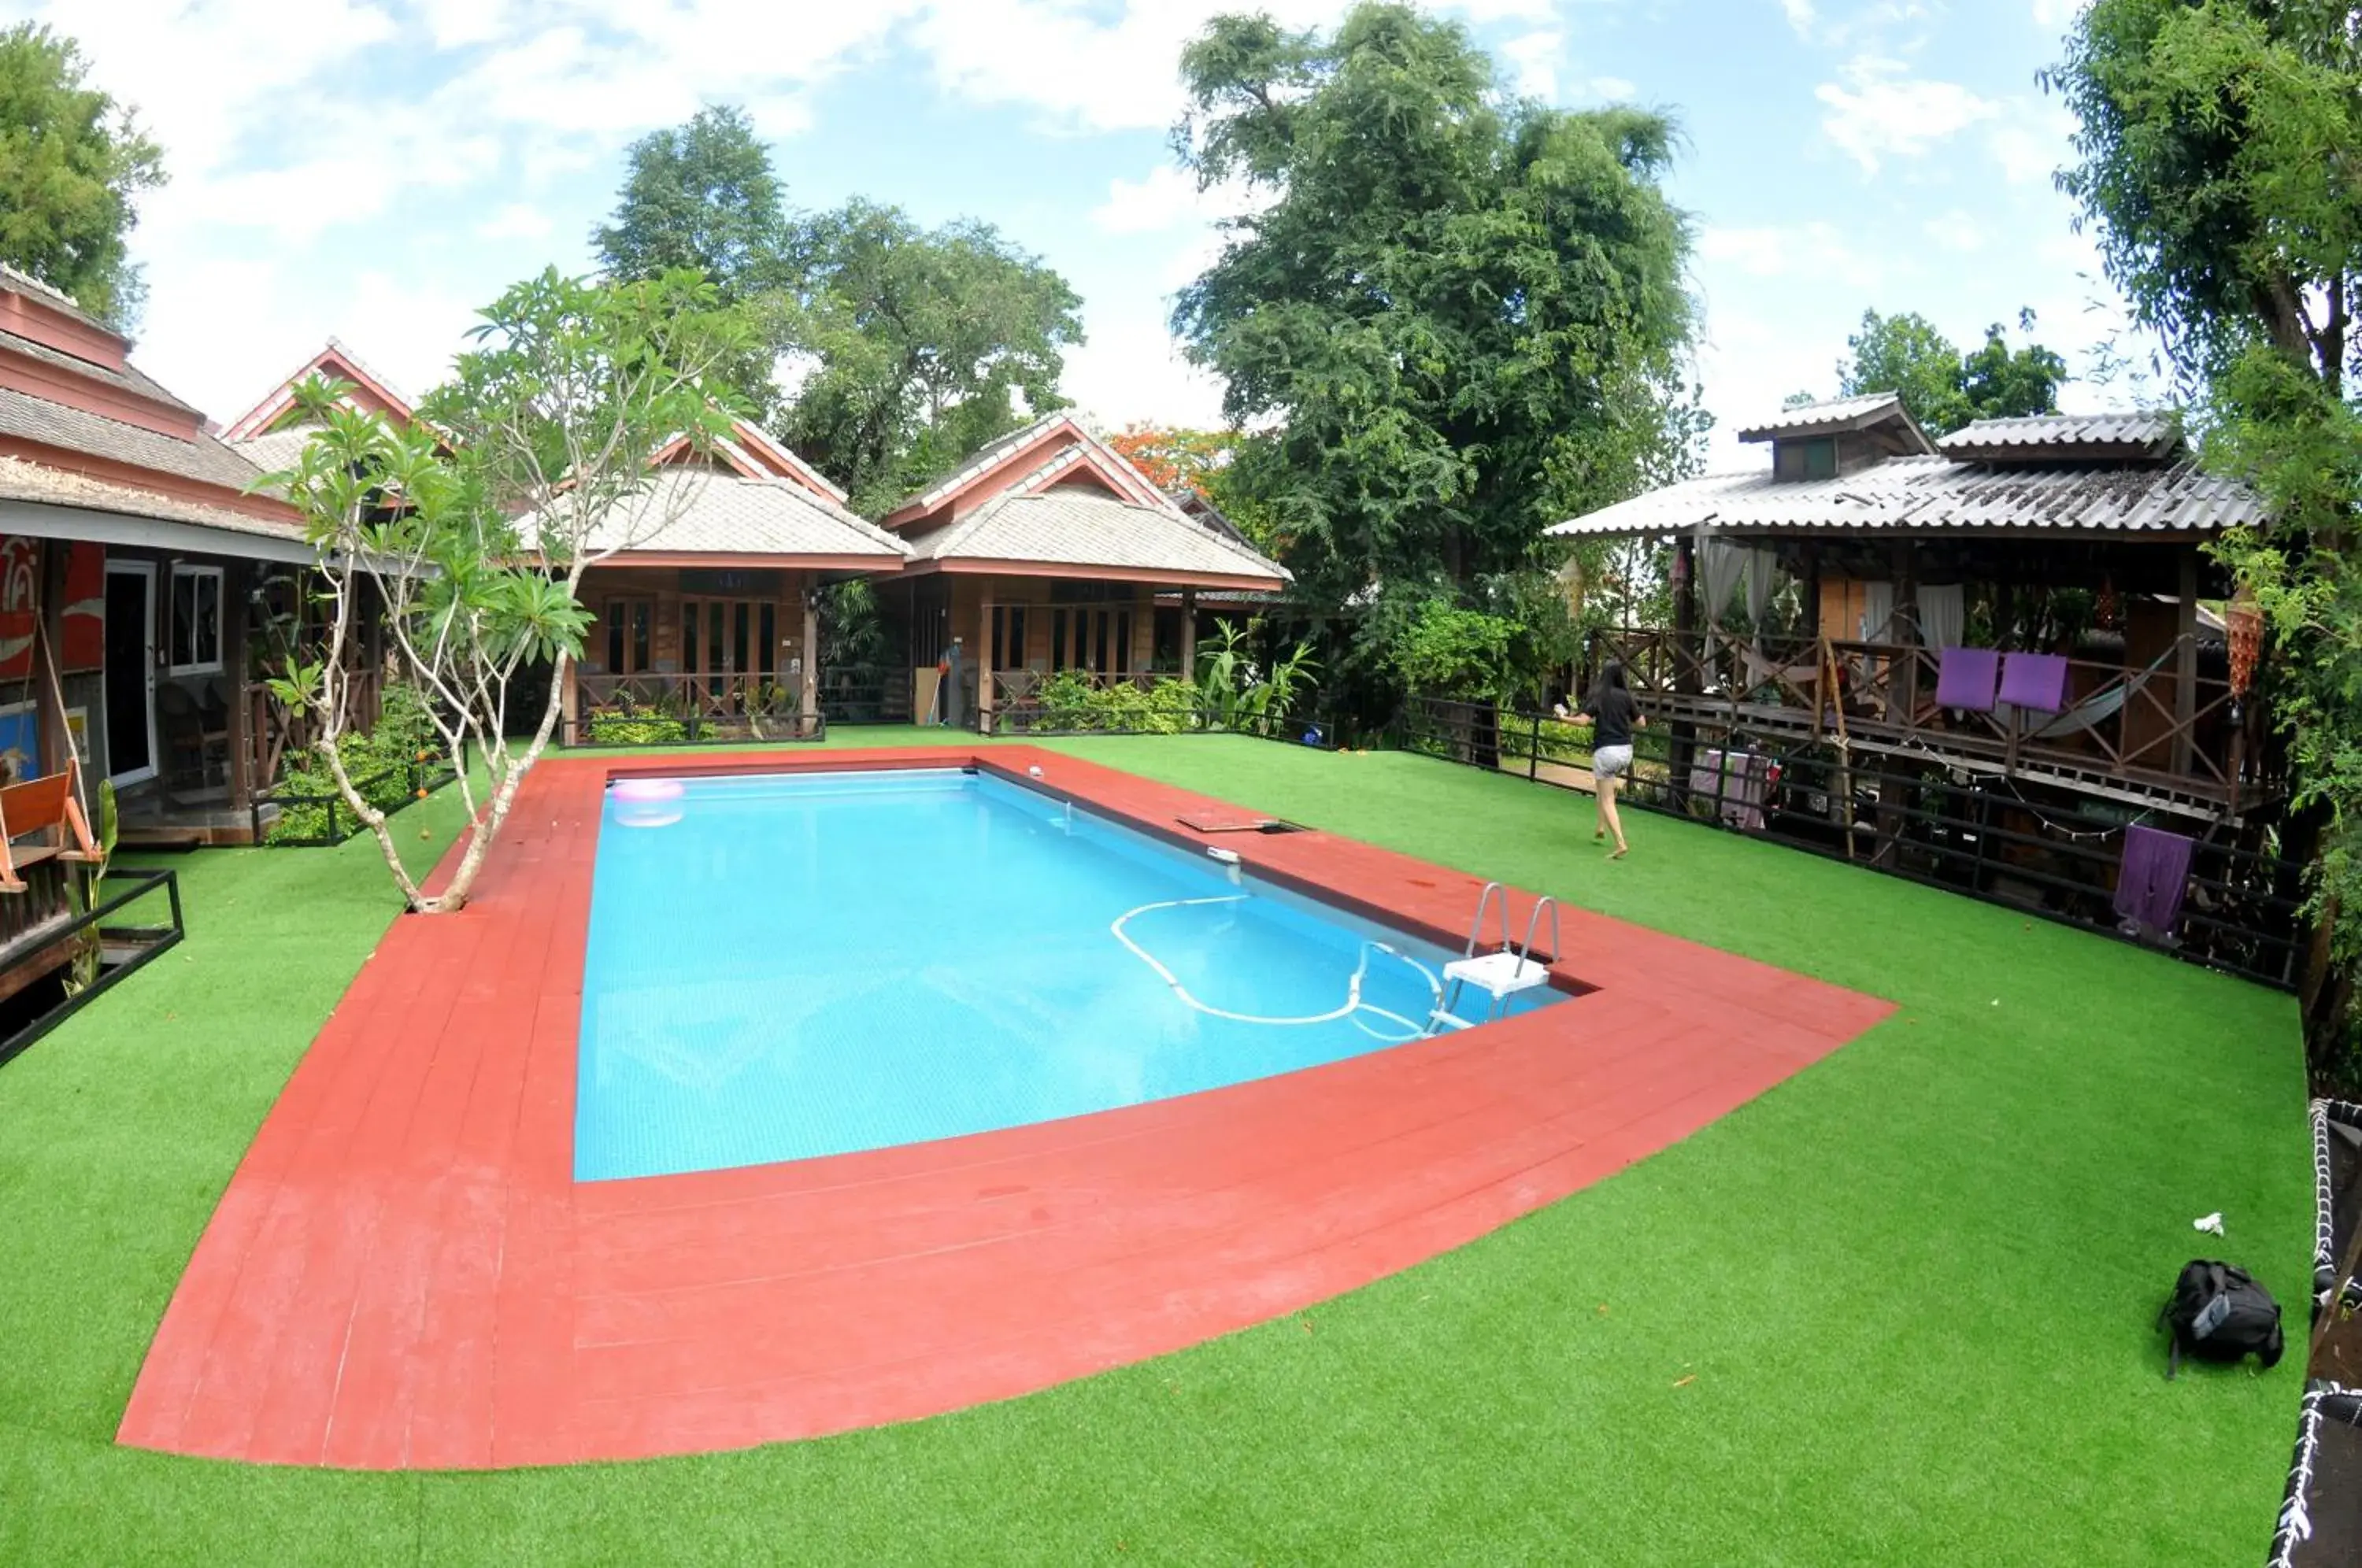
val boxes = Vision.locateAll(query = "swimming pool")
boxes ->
[575,767,1570,1180]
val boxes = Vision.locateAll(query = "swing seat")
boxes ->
[0,757,101,893]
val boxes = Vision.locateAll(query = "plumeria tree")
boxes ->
[264,268,746,912]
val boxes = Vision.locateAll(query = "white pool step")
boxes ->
[1427,883,1562,1036]
[1442,950,1553,999]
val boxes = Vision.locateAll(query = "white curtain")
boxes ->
[1744,549,1776,627]
[1696,527,1746,625]
[1919,583,1965,651]
[1859,580,1895,642]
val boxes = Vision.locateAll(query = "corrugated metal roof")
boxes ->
[907,488,1289,582]
[1545,453,2264,539]
[1937,411,2179,456]
[548,468,911,559]
[1735,392,1911,442]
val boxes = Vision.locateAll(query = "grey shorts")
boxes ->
[1592,743,1634,781]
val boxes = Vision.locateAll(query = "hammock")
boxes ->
[1736,645,1821,687]
[1994,643,2178,741]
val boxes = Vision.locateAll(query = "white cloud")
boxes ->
[1816,56,2000,172]
[1697,222,1883,288]
[476,204,557,242]
[1063,312,1227,431]
[1988,102,2075,186]
[1499,29,1563,99]
[1586,76,1638,101]
[1093,168,1205,237]
[1781,0,1816,39]
[1923,209,1984,251]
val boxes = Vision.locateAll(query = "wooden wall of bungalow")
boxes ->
[569,564,823,724]
[1773,530,2234,790]
[894,573,1209,721]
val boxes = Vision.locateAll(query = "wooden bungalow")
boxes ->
[0,267,331,849]
[557,417,912,744]
[872,413,1290,731]
[1546,393,2296,980]
[0,266,344,1017]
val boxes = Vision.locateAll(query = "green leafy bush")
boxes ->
[266,684,444,845]
[587,714,690,745]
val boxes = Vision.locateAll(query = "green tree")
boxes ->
[0,24,164,330]
[785,199,1083,513]
[594,105,793,409]
[2046,0,2362,1070]
[1832,309,2068,435]
[1171,4,1704,677]
[594,105,791,301]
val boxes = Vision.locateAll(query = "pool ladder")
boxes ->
[1427,882,1559,1035]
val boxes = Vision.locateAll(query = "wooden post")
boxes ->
[1671,532,1699,806]
[32,540,67,782]
[2173,547,2198,777]
[1179,586,1197,680]
[978,586,994,735]
[225,560,252,810]
[560,653,580,745]
[800,581,820,736]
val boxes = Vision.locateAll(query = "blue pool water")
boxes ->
[574,768,1569,1180]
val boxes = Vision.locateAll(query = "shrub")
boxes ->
[266,684,445,844]
[588,714,690,745]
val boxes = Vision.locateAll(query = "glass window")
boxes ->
[759,602,777,679]
[168,565,223,675]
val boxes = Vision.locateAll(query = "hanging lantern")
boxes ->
[2095,575,2120,632]
[2227,582,2263,699]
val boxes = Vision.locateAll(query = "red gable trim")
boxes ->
[598,550,906,571]
[880,415,1180,530]
[0,342,202,441]
[0,289,125,374]
[879,418,1087,530]
[222,343,416,442]
[0,435,302,526]
[903,557,1285,591]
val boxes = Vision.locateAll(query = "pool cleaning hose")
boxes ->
[1111,895,1442,1040]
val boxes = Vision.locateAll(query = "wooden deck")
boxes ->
[117,745,1893,1469]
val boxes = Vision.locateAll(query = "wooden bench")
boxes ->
[0,758,101,893]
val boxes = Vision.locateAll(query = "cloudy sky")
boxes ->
[16,0,2115,469]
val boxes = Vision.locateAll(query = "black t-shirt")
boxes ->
[1586,685,1637,748]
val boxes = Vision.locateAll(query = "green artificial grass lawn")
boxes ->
[0,731,2308,1565]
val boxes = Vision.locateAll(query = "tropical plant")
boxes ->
[2046,0,2362,1071]
[0,23,165,329]
[59,777,114,997]
[261,268,747,912]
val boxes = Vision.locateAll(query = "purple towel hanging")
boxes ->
[2000,653,2071,713]
[1935,647,2000,711]
[2114,823,2195,934]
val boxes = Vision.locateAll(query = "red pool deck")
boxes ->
[118,745,1892,1470]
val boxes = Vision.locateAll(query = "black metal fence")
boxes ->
[254,756,462,848]
[0,867,184,1071]
[1398,694,2304,989]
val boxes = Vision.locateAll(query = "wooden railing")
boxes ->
[1587,627,2258,809]
[568,672,820,747]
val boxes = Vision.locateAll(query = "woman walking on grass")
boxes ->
[1572,661,1646,860]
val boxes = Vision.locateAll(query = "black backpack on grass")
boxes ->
[2159,1259,2283,1378]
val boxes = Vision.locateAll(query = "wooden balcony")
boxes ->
[1590,627,2271,819]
